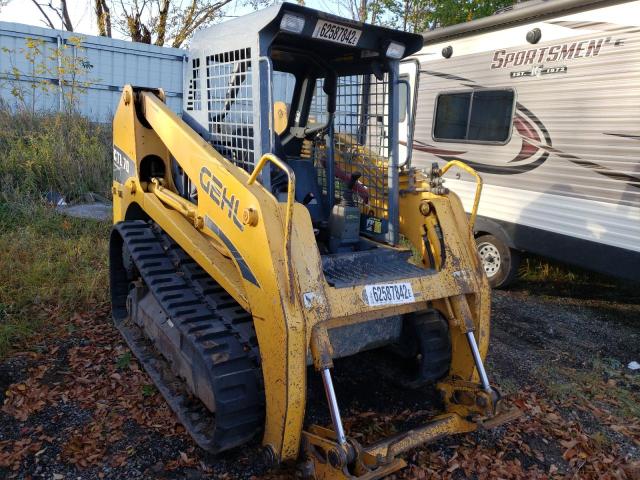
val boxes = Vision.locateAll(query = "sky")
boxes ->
[0,0,343,41]
[2,0,95,34]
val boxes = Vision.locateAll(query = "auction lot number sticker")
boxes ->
[312,20,362,46]
[363,282,415,306]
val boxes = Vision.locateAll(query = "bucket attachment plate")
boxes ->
[300,426,406,480]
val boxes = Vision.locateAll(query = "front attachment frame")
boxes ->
[300,426,406,480]
[300,376,521,479]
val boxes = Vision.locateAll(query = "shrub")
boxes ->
[0,104,112,203]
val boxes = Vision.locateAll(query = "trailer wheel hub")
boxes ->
[477,242,501,278]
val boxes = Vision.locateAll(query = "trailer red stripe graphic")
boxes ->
[415,70,640,189]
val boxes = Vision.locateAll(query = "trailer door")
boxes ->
[398,59,419,167]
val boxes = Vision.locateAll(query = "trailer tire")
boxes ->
[475,234,520,289]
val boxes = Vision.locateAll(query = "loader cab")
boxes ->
[182,3,422,252]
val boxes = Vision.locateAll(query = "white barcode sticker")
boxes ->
[312,20,362,46]
[363,282,415,306]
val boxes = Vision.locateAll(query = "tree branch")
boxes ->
[60,0,74,31]
[30,0,56,29]
[29,1,74,31]
[171,0,233,48]
[112,0,234,47]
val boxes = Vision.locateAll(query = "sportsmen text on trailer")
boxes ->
[490,36,620,69]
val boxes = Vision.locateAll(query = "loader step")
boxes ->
[110,220,264,453]
[322,248,429,288]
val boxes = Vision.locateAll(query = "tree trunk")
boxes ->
[95,0,112,37]
[403,0,409,31]
[359,0,367,22]
[126,10,152,44]
[30,0,56,29]
[155,0,171,46]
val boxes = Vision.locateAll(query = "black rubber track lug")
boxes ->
[110,220,264,453]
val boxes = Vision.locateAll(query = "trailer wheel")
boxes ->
[475,234,520,288]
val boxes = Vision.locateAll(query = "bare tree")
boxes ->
[349,0,367,22]
[114,0,234,48]
[337,0,385,24]
[170,0,235,48]
[118,0,152,43]
[95,0,112,37]
[30,0,74,31]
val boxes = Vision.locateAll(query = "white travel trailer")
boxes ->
[400,0,640,287]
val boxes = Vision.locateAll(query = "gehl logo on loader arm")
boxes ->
[199,166,244,231]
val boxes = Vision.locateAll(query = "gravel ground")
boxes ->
[0,277,638,479]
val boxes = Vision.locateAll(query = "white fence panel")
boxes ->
[0,21,186,121]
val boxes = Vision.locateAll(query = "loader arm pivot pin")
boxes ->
[466,332,492,392]
[321,368,347,445]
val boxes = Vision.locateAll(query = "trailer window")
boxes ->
[434,92,470,141]
[433,89,514,144]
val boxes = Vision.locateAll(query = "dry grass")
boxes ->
[543,357,640,421]
[0,107,112,358]
[0,202,110,358]
[518,255,593,283]
[0,103,112,203]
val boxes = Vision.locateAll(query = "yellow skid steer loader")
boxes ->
[109,4,516,478]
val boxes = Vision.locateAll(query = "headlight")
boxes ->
[385,41,406,59]
[280,13,305,34]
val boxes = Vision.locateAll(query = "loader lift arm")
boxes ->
[113,85,314,459]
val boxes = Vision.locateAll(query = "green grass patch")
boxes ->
[116,351,133,370]
[515,254,637,304]
[0,202,109,358]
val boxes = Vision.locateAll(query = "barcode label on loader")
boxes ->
[312,20,362,46]
[363,282,415,307]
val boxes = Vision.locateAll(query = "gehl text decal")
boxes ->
[199,166,244,231]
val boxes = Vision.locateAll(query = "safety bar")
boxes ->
[248,154,296,301]
[440,160,483,228]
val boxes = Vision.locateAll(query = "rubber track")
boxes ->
[110,220,264,453]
